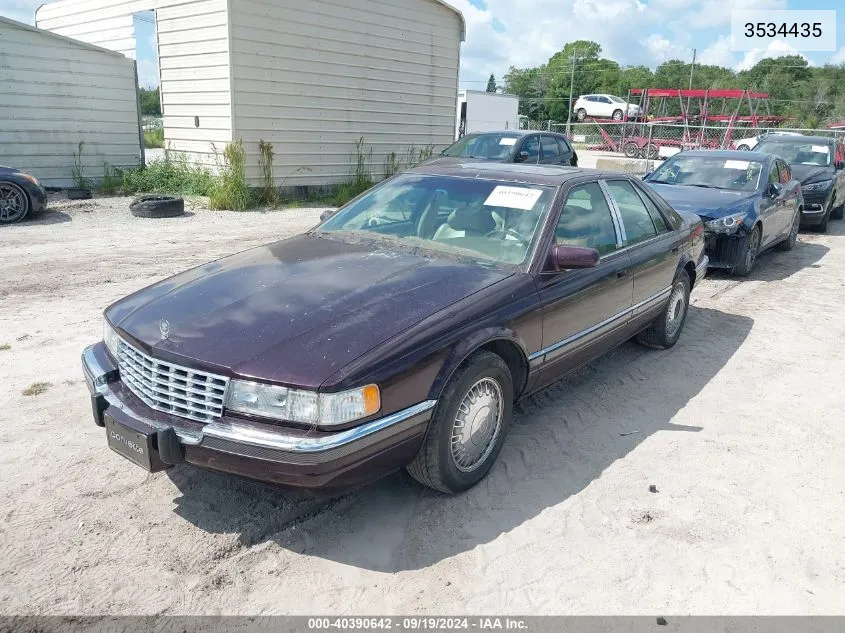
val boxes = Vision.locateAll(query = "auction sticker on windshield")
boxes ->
[499,138,518,146]
[811,145,829,154]
[484,186,543,210]
[724,160,750,170]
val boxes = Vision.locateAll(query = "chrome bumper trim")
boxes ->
[81,344,117,395]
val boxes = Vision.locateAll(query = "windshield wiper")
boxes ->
[686,183,727,190]
[647,179,672,184]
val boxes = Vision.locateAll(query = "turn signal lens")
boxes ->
[362,384,381,416]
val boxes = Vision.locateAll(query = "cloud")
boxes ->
[685,0,787,29]
[137,58,160,89]
[735,39,809,72]
[698,36,735,68]
[831,47,845,65]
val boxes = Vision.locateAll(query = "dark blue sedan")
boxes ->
[643,150,802,277]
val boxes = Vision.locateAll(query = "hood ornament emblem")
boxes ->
[159,319,171,341]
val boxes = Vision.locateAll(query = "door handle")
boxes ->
[671,245,680,253]
[617,269,628,279]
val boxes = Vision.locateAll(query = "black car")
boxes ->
[754,135,845,232]
[643,150,802,277]
[0,165,48,224]
[426,131,578,168]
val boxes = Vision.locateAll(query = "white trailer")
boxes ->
[456,90,519,139]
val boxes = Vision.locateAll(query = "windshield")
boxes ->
[608,95,626,103]
[755,140,832,166]
[648,155,764,192]
[442,133,522,159]
[315,174,556,266]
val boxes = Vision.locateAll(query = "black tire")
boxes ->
[406,351,513,494]
[830,198,843,220]
[636,269,691,350]
[777,208,800,251]
[623,141,641,158]
[737,144,751,151]
[576,108,587,121]
[130,195,185,218]
[0,181,30,224]
[733,224,761,277]
[814,203,831,233]
[67,188,92,200]
[612,109,624,121]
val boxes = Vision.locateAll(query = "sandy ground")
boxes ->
[1,194,844,615]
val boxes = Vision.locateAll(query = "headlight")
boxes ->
[705,212,747,234]
[103,318,121,359]
[226,380,381,428]
[802,179,833,192]
[19,173,40,186]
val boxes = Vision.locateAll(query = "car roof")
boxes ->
[407,162,630,186]
[757,135,835,145]
[671,149,770,161]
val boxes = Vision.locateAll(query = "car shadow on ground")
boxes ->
[25,210,72,225]
[168,305,753,572]
[704,238,830,284]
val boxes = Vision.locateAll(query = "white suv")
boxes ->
[732,130,802,151]
[573,94,642,121]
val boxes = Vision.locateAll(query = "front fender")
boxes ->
[428,327,530,401]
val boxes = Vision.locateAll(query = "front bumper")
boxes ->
[704,228,750,269]
[800,190,833,226]
[23,182,48,214]
[694,254,709,286]
[82,343,433,491]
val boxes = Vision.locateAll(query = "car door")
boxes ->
[775,159,800,234]
[604,179,678,313]
[514,135,541,165]
[557,136,577,166]
[759,159,786,246]
[597,96,613,118]
[533,180,633,389]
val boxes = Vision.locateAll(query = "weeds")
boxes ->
[384,151,401,178]
[0,343,10,352]
[99,163,121,195]
[71,141,90,189]
[258,140,278,207]
[119,153,215,197]
[209,140,251,211]
[331,137,374,205]
[22,382,52,397]
[144,128,165,149]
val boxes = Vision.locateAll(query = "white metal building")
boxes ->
[456,90,520,138]
[0,16,142,187]
[36,0,465,188]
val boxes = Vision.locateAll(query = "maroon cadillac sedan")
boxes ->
[83,163,707,494]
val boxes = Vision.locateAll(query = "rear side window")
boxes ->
[634,187,668,233]
[540,136,559,159]
[605,180,658,245]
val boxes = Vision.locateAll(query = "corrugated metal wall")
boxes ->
[229,0,463,186]
[0,17,141,187]
[36,0,233,165]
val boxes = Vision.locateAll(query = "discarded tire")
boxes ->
[130,195,185,218]
[67,188,92,200]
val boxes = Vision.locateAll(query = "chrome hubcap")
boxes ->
[665,282,687,337]
[0,186,25,222]
[450,377,503,473]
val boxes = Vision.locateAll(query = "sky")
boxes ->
[2,0,843,91]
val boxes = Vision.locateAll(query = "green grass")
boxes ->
[119,154,216,197]
[144,128,164,149]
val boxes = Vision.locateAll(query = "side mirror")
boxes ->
[836,160,845,170]
[319,209,338,222]
[514,150,530,163]
[550,244,600,271]
[766,182,783,198]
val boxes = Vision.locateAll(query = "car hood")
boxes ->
[646,183,756,220]
[790,164,833,184]
[106,234,511,389]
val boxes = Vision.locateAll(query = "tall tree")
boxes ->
[486,73,498,93]
[139,87,161,116]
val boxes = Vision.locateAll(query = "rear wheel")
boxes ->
[406,351,513,494]
[636,270,691,349]
[737,144,751,151]
[733,225,761,277]
[623,141,641,158]
[777,208,800,251]
[0,182,30,224]
[612,109,624,121]
[645,143,660,160]
[576,108,587,121]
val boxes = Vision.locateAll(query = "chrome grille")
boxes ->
[116,339,229,423]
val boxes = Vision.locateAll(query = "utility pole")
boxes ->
[566,53,578,136]
[688,48,697,90]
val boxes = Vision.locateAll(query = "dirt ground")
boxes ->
[1,195,844,615]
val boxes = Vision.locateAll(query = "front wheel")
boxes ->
[623,141,641,158]
[406,351,513,494]
[0,182,30,224]
[612,109,624,121]
[733,225,761,277]
[636,270,691,349]
[576,108,587,121]
[777,209,800,251]
[737,144,751,151]
[830,198,843,220]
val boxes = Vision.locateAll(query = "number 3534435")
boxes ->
[744,23,822,38]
